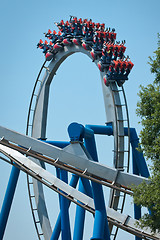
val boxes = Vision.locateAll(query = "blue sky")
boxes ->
[0,0,160,239]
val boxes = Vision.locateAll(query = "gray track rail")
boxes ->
[26,44,130,239]
[0,143,159,240]
[0,127,149,189]
[108,84,130,239]
[26,60,48,239]
[0,127,148,191]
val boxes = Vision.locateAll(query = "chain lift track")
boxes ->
[25,44,130,239]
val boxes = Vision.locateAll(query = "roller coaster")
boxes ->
[0,17,159,240]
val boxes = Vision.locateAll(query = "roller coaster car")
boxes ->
[37,39,43,49]
[107,72,128,85]
[63,38,72,45]
[103,74,110,86]
[98,62,104,72]
[82,41,92,51]
[103,74,126,87]
[45,51,54,61]
[53,43,63,50]
[90,50,96,60]
[90,47,102,60]
[98,59,110,72]
[93,44,102,53]
[72,37,82,46]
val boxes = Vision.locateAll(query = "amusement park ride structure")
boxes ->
[0,17,159,240]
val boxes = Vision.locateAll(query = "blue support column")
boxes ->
[132,149,142,240]
[84,132,110,240]
[73,178,86,240]
[59,169,71,240]
[67,123,150,240]
[80,177,93,199]
[68,122,110,240]
[73,169,93,239]
[56,167,61,206]
[128,128,149,178]
[0,166,20,240]
[49,141,74,240]
[50,174,79,240]
[129,128,150,240]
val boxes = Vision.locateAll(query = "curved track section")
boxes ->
[107,83,130,238]
[26,45,130,239]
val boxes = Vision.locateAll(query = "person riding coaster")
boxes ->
[37,39,56,61]
[44,29,52,39]
[52,31,64,50]
[109,28,117,43]
[44,30,58,44]
[37,39,44,49]
[82,23,93,42]
[103,58,134,86]
[90,31,104,60]
[118,40,126,59]
[97,42,114,71]
[37,16,134,85]
[72,37,82,45]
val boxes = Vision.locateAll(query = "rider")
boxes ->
[118,41,126,59]
[124,58,134,78]
[109,28,116,43]
[37,39,43,49]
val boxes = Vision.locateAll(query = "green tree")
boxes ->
[132,34,160,233]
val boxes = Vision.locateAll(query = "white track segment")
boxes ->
[0,143,159,240]
[25,45,128,239]
[0,126,148,188]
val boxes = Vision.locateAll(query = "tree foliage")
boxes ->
[132,34,160,233]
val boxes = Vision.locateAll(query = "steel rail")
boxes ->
[25,37,132,239]
[26,60,46,136]
[26,44,126,239]
[0,126,150,189]
[0,139,133,195]
[111,85,131,239]
[107,83,129,238]
[26,60,47,239]
[0,146,159,240]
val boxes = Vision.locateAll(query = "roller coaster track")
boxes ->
[0,139,159,240]
[108,82,130,239]
[24,43,132,239]
[0,17,153,240]
[26,60,47,239]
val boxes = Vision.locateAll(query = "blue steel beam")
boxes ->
[59,169,71,240]
[78,124,149,178]
[49,142,72,240]
[73,177,93,240]
[68,123,110,240]
[47,141,73,240]
[129,128,149,178]
[50,174,79,240]
[84,129,110,240]
[43,141,69,148]
[0,166,20,240]
[129,128,150,240]
[132,150,142,240]
[73,179,86,240]
[68,123,150,240]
